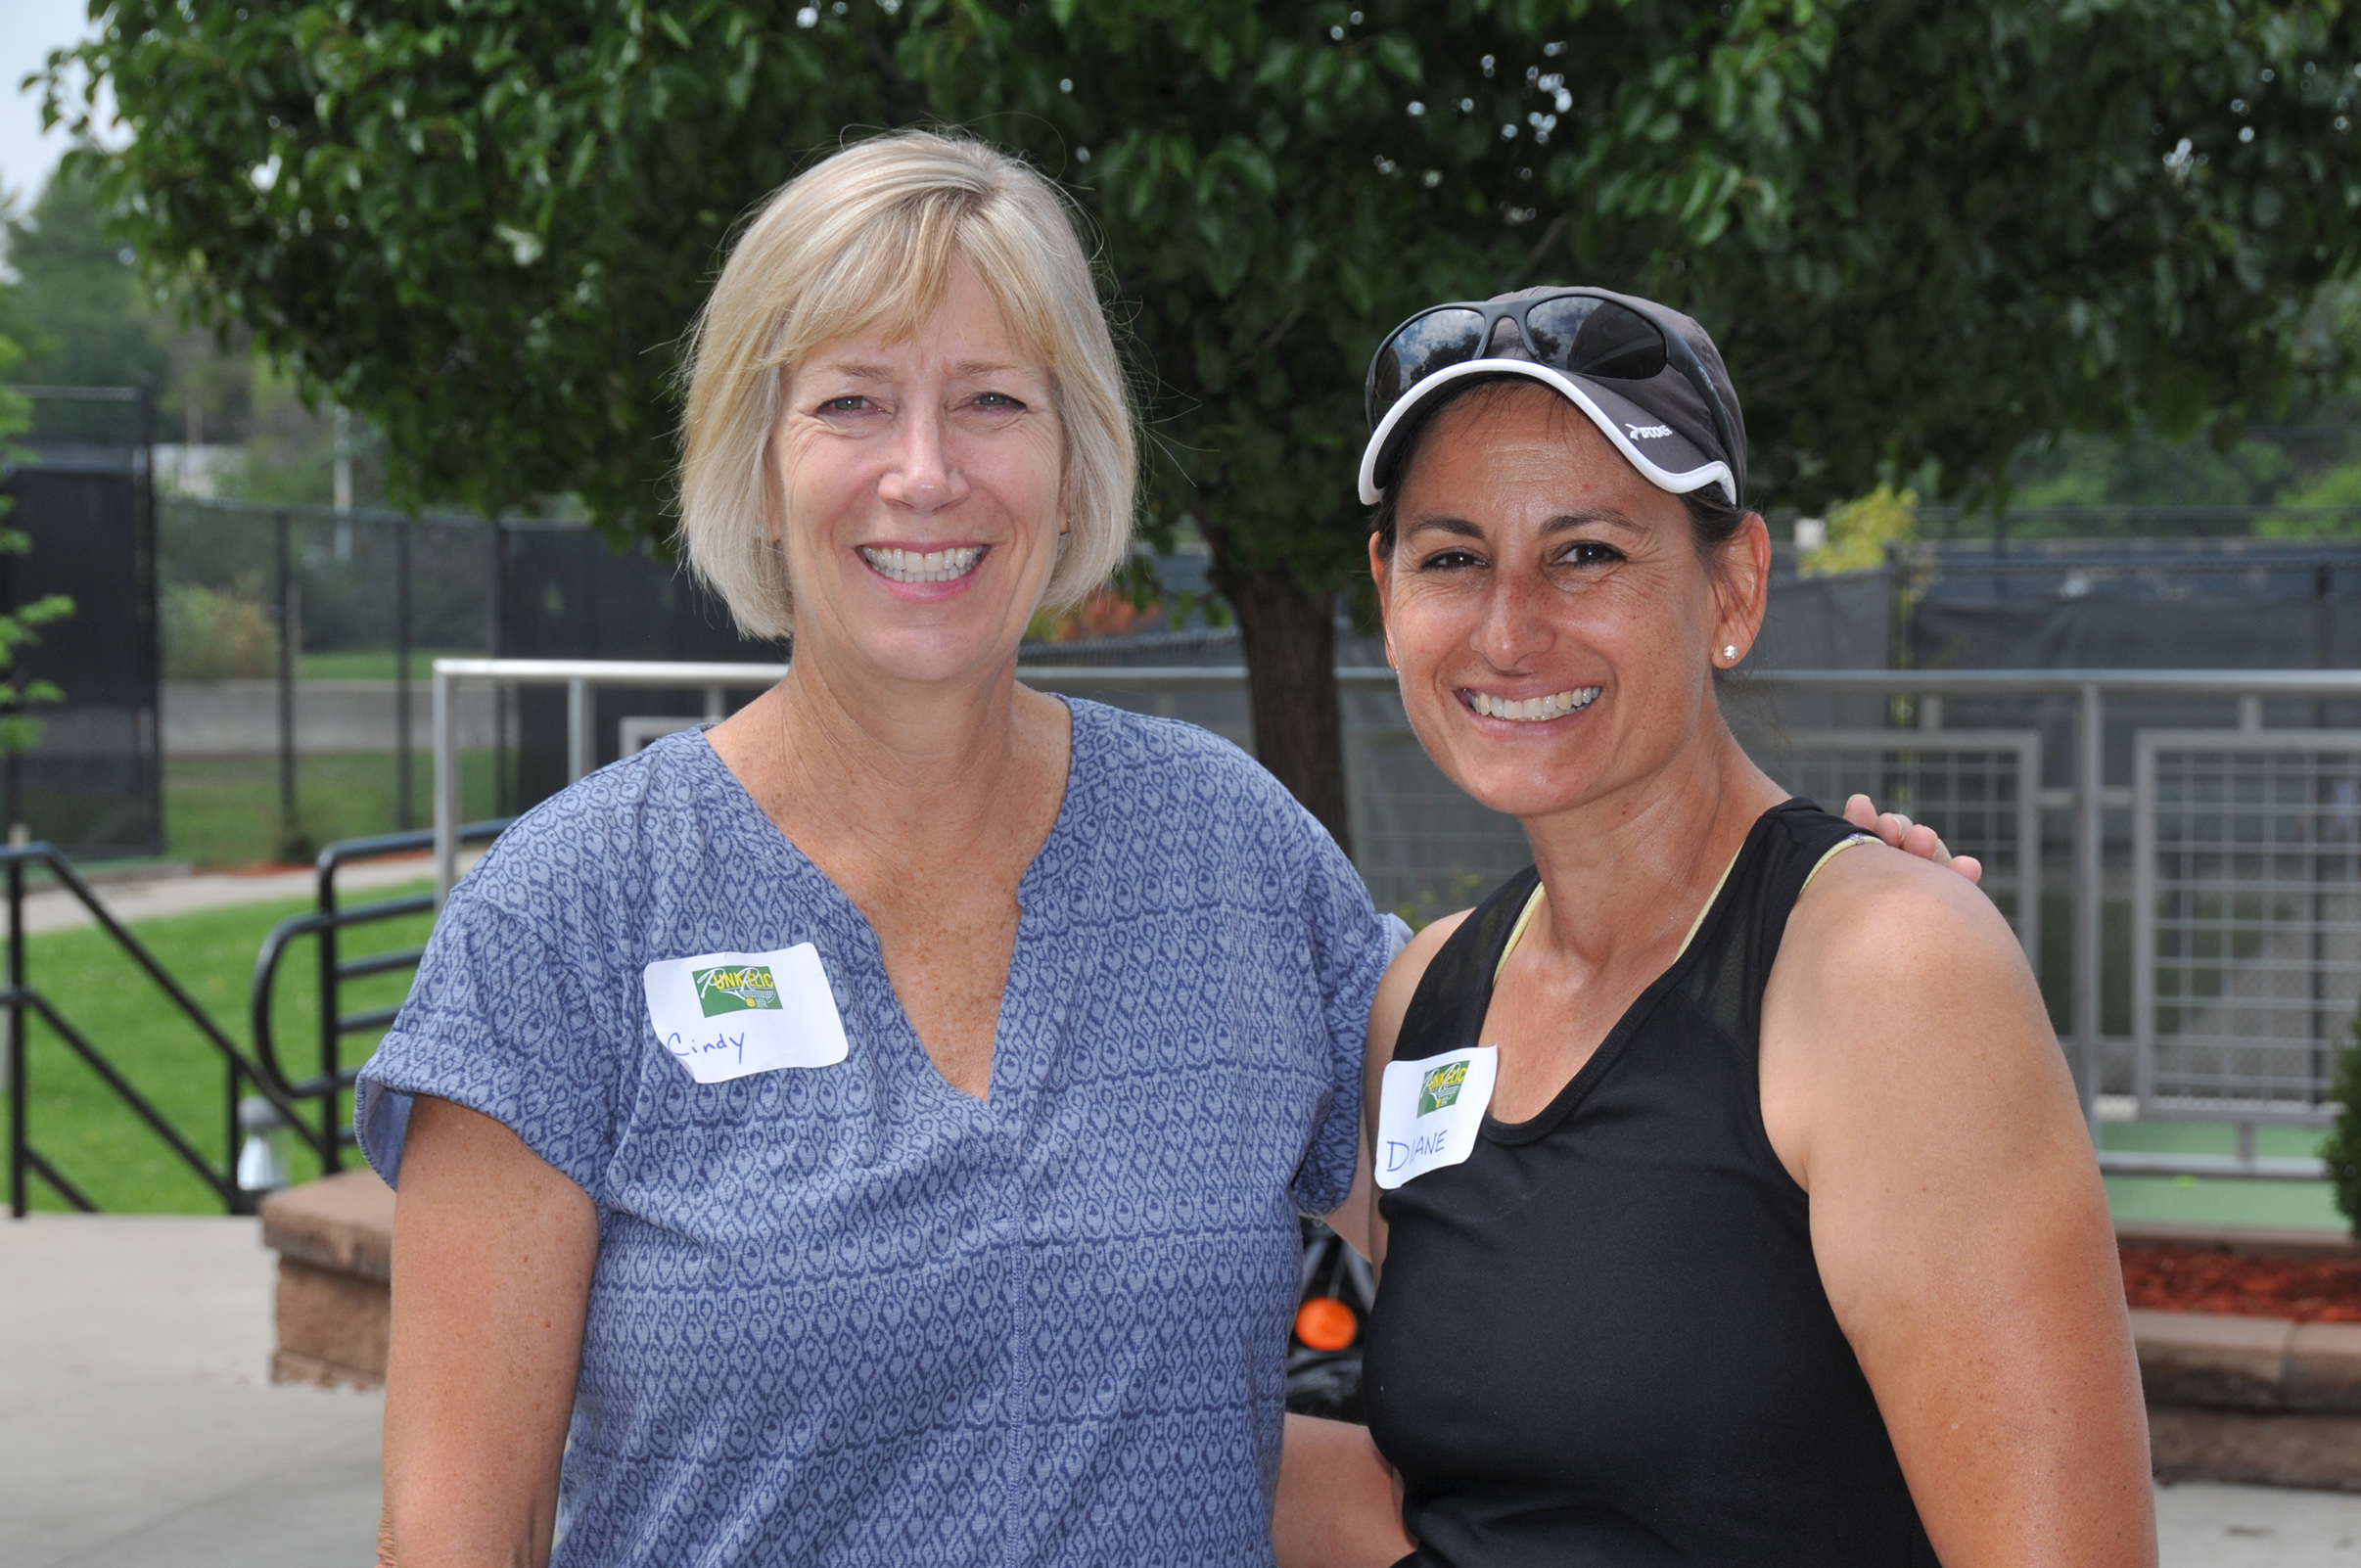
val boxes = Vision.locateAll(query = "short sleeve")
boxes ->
[354,885,623,1200]
[1288,830,1412,1218]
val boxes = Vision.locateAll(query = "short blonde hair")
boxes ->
[677,130,1136,640]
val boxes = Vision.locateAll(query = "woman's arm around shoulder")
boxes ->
[381,1094,600,1568]
[1762,845,2154,1567]
[1274,915,1468,1568]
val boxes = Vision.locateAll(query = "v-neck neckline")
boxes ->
[1478,801,1787,1145]
[689,697,1090,1112]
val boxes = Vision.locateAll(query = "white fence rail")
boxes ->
[436,660,2361,1182]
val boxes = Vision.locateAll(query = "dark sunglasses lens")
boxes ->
[1555,300,1669,381]
[1373,309,1488,412]
[1519,296,1601,361]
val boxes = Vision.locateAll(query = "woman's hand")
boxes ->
[1844,794,1982,884]
[381,1095,599,1568]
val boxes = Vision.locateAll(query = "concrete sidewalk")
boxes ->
[2158,1480,2361,1563]
[4,1215,2359,1564]
[1,1216,382,1568]
[25,849,485,937]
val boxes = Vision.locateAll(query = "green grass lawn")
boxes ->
[7,883,436,1213]
[295,648,480,681]
[165,752,508,867]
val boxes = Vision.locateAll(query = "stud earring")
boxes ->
[1721,644,1738,664]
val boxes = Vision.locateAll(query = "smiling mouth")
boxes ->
[1465,686,1602,722]
[860,545,986,584]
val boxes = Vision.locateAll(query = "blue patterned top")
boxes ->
[355,699,1402,1566]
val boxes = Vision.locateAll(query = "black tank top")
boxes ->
[1361,800,1938,1566]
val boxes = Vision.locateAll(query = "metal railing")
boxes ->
[5,843,307,1218]
[250,820,511,1175]
[434,660,2361,1184]
[434,659,783,900]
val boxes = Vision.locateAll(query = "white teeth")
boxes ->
[1470,686,1601,722]
[861,545,985,584]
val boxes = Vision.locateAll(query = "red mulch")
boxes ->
[2122,1243,2361,1323]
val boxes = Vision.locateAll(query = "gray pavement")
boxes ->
[5,1214,2361,1564]
[2158,1480,2361,1564]
[156,680,502,759]
[26,848,484,936]
[1,1215,382,1568]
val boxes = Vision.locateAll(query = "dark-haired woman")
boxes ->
[1286,288,2153,1567]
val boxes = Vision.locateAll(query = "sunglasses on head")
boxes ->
[1364,289,1738,469]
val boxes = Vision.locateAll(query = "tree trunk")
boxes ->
[1213,561,1353,856]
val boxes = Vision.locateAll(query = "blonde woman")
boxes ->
[357,131,1405,1565]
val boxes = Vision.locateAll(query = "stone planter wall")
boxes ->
[259,1168,394,1390]
[2124,1220,2361,1491]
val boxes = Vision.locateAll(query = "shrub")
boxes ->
[162,581,276,679]
[1801,484,1918,577]
[2319,1014,2361,1238]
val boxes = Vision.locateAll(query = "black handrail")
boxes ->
[249,819,511,1173]
[7,821,512,1218]
[4,841,304,1218]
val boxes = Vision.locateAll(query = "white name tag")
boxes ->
[1373,1045,1498,1189]
[641,945,850,1084]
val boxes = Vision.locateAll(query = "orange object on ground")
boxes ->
[1294,1297,1359,1351]
[2121,1243,2361,1323]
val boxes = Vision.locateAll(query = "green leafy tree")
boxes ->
[2259,450,2361,533]
[0,161,255,444]
[1798,483,1914,576]
[49,0,2361,844]
[0,162,166,392]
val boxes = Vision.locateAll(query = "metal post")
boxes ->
[395,519,414,831]
[135,380,162,852]
[704,684,725,724]
[0,536,17,840]
[2075,683,2104,1135]
[567,678,592,784]
[434,666,458,906]
[275,511,297,850]
[225,1056,241,1213]
[8,853,23,1219]
[489,522,509,818]
[332,406,353,517]
[317,856,341,1174]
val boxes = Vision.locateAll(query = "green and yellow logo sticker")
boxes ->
[692,964,782,1017]
[1417,1060,1469,1117]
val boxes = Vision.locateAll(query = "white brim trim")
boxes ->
[1358,357,1737,508]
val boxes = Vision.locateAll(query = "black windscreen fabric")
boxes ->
[5,430,162,856]
[497,525,785,812]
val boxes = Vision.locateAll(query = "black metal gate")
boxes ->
[0,385,162,857]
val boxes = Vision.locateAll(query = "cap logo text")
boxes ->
[1625,423,1674,440]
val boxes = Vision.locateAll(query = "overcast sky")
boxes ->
[1,0,110,207]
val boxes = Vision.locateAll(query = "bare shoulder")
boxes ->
[1783,835,2024,976]
[1762,836,2078,1190]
